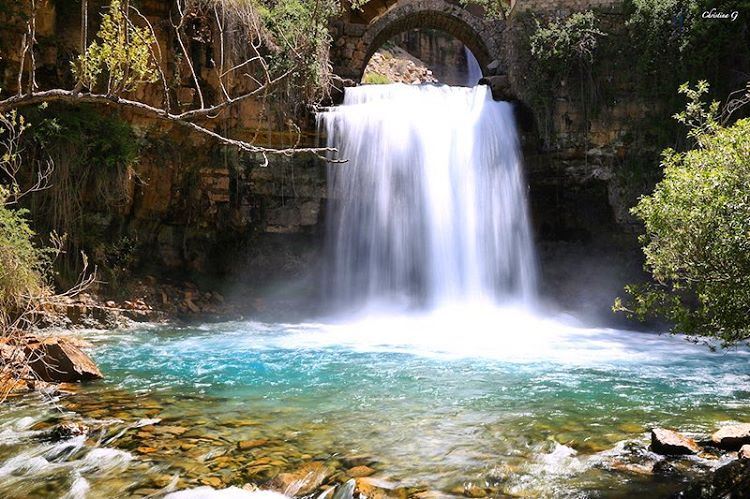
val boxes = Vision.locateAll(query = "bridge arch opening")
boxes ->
[362,28,484,86]
[331,0,501,84]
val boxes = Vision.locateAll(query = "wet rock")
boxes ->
[413,491,458,499]
[651,428,700,455]
[49,421,88,441]
[355,477,408,499]
[739,445,750,460]
[347,465,375,478]
[271,461,333,496]
[24,336,103,382]
[341,455,374,468]
[156,425,189,436]
[238,439,269,451]
[199,476,223,487]
[463,484,487,498]
[673,458,750,498]
[711,424,750,450]
[332,479,356,499]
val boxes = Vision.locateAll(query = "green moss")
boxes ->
[362,72,392,85]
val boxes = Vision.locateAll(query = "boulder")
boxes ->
[711,424,750,450]
[650,428,700,455]
[740,445,750,460]
[24,336,102,382]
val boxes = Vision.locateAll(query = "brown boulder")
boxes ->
[650,428,700,455]
[25,336,103,382]
[711,424,750,450]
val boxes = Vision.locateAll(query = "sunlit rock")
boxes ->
[24,336,103,383]
[650,428,700,455]
[711,424,750,450]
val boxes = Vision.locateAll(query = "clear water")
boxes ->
[1,315,749,498]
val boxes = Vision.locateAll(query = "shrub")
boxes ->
[0,187,48,321]
[616,86,750,345]
[362,72,391,85]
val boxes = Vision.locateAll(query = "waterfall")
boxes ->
[464,47,482,87]
[319,84,537,312]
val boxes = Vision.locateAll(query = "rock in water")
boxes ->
[673,458,750,498]
[650,428,700,455]
[25,336,103,382]
[354,477,408,499]
[271,461,332,496]
[711,424,750,450]
[740,445,750,460]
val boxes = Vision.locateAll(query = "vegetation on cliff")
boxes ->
[616,82,750,346]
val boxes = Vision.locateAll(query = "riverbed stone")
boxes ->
[199,476,223,487]
[238,438,269,451]
[48,421,88,441]
[739,445,750,460]
[347,465,375,478]
[271,461,333,495]
[355,477,408,499]
[711,424,750,450]
[650,428,700,455]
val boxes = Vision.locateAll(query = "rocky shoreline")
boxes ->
[0,277,240,400]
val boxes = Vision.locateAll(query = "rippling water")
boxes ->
[2,308,748,498]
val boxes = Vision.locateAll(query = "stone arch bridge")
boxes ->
[330,0,505,82]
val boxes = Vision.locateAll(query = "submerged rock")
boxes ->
[355,477,408,499]
[347,465,375,478]
[711,424,750,450]
[238,439,269,451]
[49,421,88,441]
[651,428,700,455]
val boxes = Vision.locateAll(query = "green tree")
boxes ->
[72,0,158,95]
[616,83,750,345]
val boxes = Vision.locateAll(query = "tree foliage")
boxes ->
[0,111,49,323]
[72,0,158,95]
[616,84,750,345]
[529,11,605,66]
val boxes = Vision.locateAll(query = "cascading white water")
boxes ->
[319,83,537,311]
[464,47,482,87]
